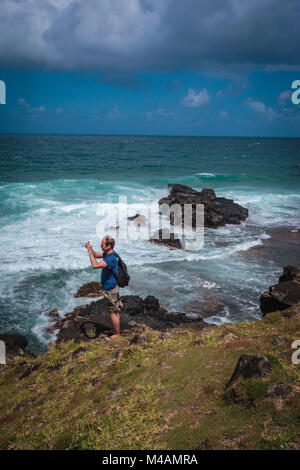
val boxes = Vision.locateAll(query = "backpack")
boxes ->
[108,251,130,287]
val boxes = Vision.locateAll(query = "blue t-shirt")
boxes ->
[101,251,118,291]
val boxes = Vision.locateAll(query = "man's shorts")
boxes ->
[103,285,123,314]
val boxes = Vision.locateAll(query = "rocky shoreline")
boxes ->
[241,227,300,267]
[47,292,205,347]
[2,265,300,362]
[260,266,300,315]
[45,265,300,353]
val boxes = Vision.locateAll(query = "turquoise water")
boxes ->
[1,134,300,354]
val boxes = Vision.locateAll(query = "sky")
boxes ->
[0,0,300,137]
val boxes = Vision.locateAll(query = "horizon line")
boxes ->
[0,132,299,139]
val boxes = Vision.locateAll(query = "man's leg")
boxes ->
[109,311,120,338]
[104,287,122,341]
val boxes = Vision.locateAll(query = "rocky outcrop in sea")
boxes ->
[158,183,248,228]
[149,228,182,250]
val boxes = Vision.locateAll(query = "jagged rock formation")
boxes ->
[260,266,300,315]
[149,228,182,249]
[0,334,34,359]
[49,293,205,345]
[158,184,248,228]
[74,282,103,298]
[225,354,272,389]
[128,214,147,227]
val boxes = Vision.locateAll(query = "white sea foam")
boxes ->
[61,203,90,213]
[261,232,271,239]
[202,281,217,289]
[31,317,54,346]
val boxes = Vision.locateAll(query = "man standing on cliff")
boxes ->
[85,235,123,341]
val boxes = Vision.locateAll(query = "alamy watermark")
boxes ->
[0,80,6,104]
[0,340,5,365]
[292,340,300,365]
[95,196,204,248]
[291,80,300,105]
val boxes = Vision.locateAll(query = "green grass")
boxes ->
[0,304,299,450]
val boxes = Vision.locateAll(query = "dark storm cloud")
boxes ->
[1,0,299,73]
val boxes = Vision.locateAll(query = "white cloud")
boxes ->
[245,99,277,121]
[54,106,65,114]
[277,90,292,104]
[17,97,30,109]
[28,106,46,113]
[180,88,210,108]
[17,98,45,113]
[157,107,173,117]
[106,105,126,120]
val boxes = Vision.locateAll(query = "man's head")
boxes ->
[101,235,115,253]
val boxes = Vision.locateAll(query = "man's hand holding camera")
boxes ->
[85,241,93,255]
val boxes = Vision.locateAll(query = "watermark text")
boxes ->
[95,195,204,248]
[0,80,6,104]
[291,80,300,105]
[292,340,300,365]
[0,340,5,365]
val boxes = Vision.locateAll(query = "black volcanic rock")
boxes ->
[127,214,147,226]
[260,266,300,316]
[44,309,60,318]
[0,334,34,359]
[158,184,248,229]
[226,354,272,389]
[130,334,148,345]
[52,290,206,344]
[0,334,27,353]
[74,282,103,298]
[279,265,300,284]
[149,228,182,249]
[53,298,114,344]
[183,296,224,319]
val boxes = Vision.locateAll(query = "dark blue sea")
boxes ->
[1,134,300,353]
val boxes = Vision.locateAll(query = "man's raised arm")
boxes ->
[85,241,103,258]
[85,241,107,269]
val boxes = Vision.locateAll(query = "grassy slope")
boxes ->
[0,305,299,450]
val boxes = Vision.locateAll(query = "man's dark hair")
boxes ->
[104,235,115,249]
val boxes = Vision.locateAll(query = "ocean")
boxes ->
[0,134,300,354]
